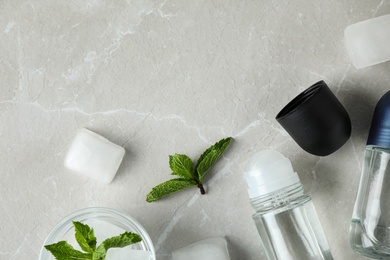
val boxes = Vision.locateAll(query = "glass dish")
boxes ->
[39,207,156,260]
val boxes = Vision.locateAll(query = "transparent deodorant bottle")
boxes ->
[245,150,333,260]
[350,91,390,258]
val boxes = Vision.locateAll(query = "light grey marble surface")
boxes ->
[1,0,390,259]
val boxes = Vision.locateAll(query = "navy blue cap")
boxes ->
[367,91,390,147]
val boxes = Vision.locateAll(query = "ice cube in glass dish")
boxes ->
[64,128,125,184]
[172,237,230,260]
[345,14,390,69]
[106,247,152,260]
[85,219,127,241]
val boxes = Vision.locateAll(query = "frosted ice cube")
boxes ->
[84,219,127,241]
[172,237,230,260]
[64,128,125,184]
[106,248,152,260]
[345,14,390,69]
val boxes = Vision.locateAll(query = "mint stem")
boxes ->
[197,183,206,195]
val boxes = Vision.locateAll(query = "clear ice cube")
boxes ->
[345,14,390,69]
[172,237,230,260]
[84,219,127,241]
[64,128,125,184]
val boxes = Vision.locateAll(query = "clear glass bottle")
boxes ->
[350,91,390,258]
[245,150,333,260]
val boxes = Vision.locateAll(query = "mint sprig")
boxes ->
[45,221,142,260]
[146,137,233,202]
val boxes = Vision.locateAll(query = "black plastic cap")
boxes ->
[367,91,390,147]
[276,81,352,156]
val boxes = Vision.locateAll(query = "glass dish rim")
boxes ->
[38,207,156,259]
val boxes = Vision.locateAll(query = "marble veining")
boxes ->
[1,0,390,259]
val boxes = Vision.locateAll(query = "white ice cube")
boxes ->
[84,219,127,241]
[106,248,152,260]
[172,237,230,260]
[345,14,390,69]
[64,128,125,184]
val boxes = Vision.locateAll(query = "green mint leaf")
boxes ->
[73,221,97,253]
[92,232,142,260]
[169,154,194,180]
[196,137,232,182]
[44,241,92,260]
[146,136,232,201]
[146,178,197,202]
